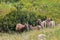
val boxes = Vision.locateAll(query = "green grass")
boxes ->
[0,0,60,23]
[0,27,60,40]
[0,1,59,22]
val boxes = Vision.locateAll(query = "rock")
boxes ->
[38,34,46,40]
[0,37,2,40]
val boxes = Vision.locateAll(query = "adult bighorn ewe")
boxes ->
[41,18,56,28]
[16,23,29,32]
[37,18,56,28]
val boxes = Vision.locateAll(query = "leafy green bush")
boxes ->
[0,10,46,32]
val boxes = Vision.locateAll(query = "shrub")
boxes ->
[0,10,46,32]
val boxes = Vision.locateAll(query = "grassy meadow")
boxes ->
[0,26,60,40]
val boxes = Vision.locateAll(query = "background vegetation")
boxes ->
[0,0,60,31]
